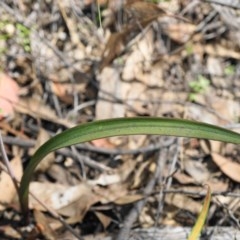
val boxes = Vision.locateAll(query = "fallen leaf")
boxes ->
[100,32,125,70]
[114,194,143,205]
[211,153,240,182]
[96,67,125,120]
[93,184,128,204]
[58,194,92,222]
[162,22,196,44]
[165,193,202,214]
[0,156,23,210]
[0,225,21,239]
[89,160,136,186]
[34,210,57,240]
[209,140,222,153]
[173,171,196,185]
[16,95,75,128]
[50,81,74,104]
[50,80,86,105]
[29,182,99,216]
[205,179,228,192]
[183,158,210,183]
[124,1,167,27]
[94,211,112,229]
[0,72,19,119]
[194,43,240,60]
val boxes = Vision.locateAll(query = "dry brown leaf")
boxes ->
[209,140,223,153]
[29,182,99,216]
[89,171,129,186]
[205,179,228,192]
[82,233,110,240]
[139,206,155,227]
[183,158,210,183]
[100,32,125,70]
[114,194,143,205]
[0,156,23,210]
[34,210,57,240]
[165,193,202,214]
[94,211,112,229]
[47,164,71,185]
[210,98,239,124]
[50,82,74,104]
[162,23,196,43]
[187,93,239,126]
[122,45,145,81]
[207,57,223,76]
[199,140,211,155]
[49,74,86,105]
[194,43,240,59]
[89,160,136,186]
[125,1,167,27]
[100,1,167,70]
[96,67,126,119]
[173,171,196,185]
[122,28,162,87]
[211,153,240,182]
[0,225,21,239]
[58,194,93,222]
[155,91,187,116]
[134,62,164,88]
[124,82,149,115]
[0,72,19,119]
[16,95,75,128]
[174,171,228,192]
[93,184,128,204]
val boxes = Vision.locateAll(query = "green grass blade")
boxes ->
[19,117,240,217]
[188,185,212,240]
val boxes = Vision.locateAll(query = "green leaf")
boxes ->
[188,185,211,240]
[19,117,240,219]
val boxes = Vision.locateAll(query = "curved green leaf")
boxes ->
[19,117,240,217]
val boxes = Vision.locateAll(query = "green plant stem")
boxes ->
[19,117,240,220]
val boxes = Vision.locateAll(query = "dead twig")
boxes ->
[203,0,240,9]
[116,146,168,240]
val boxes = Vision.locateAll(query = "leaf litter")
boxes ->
[1,0,240,239]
